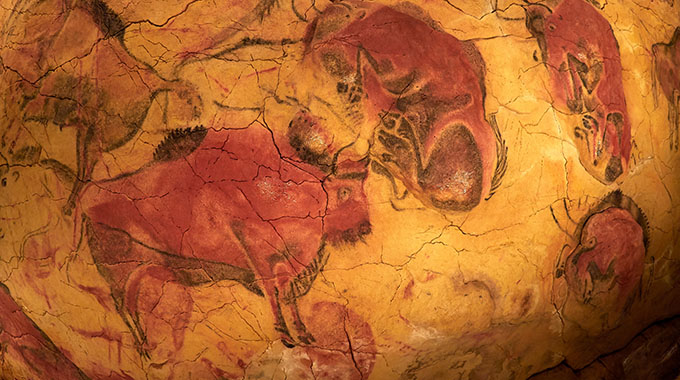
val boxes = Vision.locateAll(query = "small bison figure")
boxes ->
[79,122,371,353]
[551,190,650,332]
[2,0,201,215]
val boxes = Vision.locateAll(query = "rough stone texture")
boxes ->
[0,0,679,379]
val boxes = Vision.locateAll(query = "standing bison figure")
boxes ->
[80,122,371,352]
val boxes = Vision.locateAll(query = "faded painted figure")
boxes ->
[300,1,506,212]
[653,27,680,151]
[525,0,631,183]
[0,0,201,214]
[80,122,371,353]
[551,191,649,332]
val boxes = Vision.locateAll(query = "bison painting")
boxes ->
[525,0,631,184]
[80,122,371,352]
[299,1,507,212]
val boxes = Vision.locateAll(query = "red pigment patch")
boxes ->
[403,279,415,299]
[0,283,89,379]
[565,207,645,302]
[288,302,377,380]
[653,28,680,104]
[653,27,680,150]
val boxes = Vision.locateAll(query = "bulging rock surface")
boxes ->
[1,0,679,379]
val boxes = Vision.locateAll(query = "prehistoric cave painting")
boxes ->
[0,0,202,214]
[301,1,507,212]
[652,27,680,151]
[0,282,89,379]
[550,191,649,331]
[79,122,371,353]
[525,0,631,184]
[284,302,377,380]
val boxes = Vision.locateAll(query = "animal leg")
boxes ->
[86,220,170,358]
[87,227,147,357]
[272,262,314,345]
[230,223,297,347]
[287,300,314,345]
[65,127,93,214]
[125,265,193,364]
[266,284,294,348]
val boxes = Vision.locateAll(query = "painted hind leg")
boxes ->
[86,221,189,359]
[86,221,150,358]
[124,265,193,364]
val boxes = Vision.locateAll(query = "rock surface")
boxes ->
[1,0,679,379]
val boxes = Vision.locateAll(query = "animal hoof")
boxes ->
[298,332,315,345]
[281,337,296,348]
[62,203,73,216]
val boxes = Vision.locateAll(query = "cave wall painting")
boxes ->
[525,0,631,184]
[0,282,90,380]
[653,27,680,150]
[305,3,507,211]
[298,1,507,212]
[0,0,202,213]
[551,191,650,334]
[1,0,680,379]
[82,122,373,353]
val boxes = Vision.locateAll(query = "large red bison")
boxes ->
[80,122,371,352]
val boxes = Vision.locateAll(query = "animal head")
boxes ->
[300,1,499,212]
[164,80,204,125]
[285,110,371,245]
[322,149,371,245]
[525,0,630,183]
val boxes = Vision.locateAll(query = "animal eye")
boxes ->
[337,187,352,201]
[1,178,6,187]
